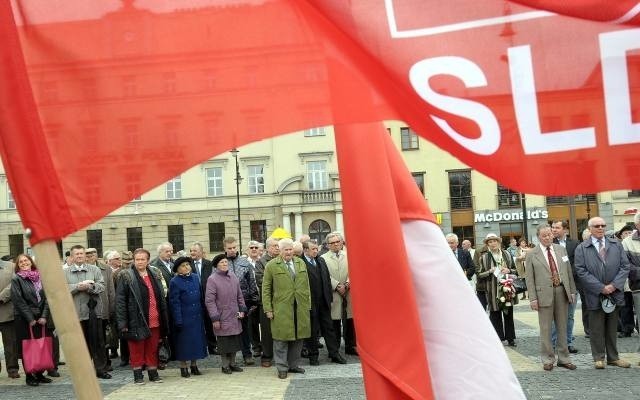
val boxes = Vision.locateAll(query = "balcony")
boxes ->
[302,190,335,204]
[449,196,474,210]
[496,193,521,209]
[546,194,597,206]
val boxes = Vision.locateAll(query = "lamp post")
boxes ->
[230,148,243,250]
[521,192,529,243]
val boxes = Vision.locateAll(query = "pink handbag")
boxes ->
[22,325,54,373]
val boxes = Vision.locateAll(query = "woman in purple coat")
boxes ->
[169,257,207,378]
[205,255,246,374]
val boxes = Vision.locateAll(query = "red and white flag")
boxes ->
[1,1,639,399]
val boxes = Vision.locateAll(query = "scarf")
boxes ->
[17,269,43,302]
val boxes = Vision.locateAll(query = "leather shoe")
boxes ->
[261,361,272,368]
[221,367,232,374]
[345,348,358,356]
[288,367,305,374]
[557,363,577,370]
[330,355,347,364]
[96,372,112,379]
[230,365,243,372]
[542,363,553,371]
[277,370,287,379]
[58,361,66,366]
[507,340,517,347]
[594,360,606,369]
[47,369,60,377]
[244,357,255,366]
[607,359,631,368]
[568,346,578,354]
[8,371,20,379]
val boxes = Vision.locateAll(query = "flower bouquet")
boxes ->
[497,276,517,313]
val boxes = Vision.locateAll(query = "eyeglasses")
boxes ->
[249,246,258,249]
[327,241,341,245]
[591,224,606,228]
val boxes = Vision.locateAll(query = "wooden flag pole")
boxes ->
[33,240,103,399]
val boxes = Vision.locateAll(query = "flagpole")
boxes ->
[33,240,103,399]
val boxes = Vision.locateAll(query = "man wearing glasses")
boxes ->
[321,232,357,355]
[574,216,631,369]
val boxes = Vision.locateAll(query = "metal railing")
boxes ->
[496,193,521,209]
[302,190,335,204]
[449,195,474,210]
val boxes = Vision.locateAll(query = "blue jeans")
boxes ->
[552,293,578,347]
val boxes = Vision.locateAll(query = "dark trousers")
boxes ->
[202,308,217,353]
[589,307,620,362]
[477,291,488,312]
[240,317,251,358]
[304,306,340,358]
[333,318,356,350]
[578,287,590,335]
[259,305,273,361]
[0,320,19,373]
[249,308,262,353]
[51,334,60,369]
[489,308,515,341]
[119,337,130,362]
[617,292,635,334]
[80,319,108,374]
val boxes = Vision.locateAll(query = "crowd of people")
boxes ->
[450,214,640,371]
[0,232,353,386]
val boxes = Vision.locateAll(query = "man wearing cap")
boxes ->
[262,238,311,379]
[526,225,577,371]
[574,216,631,369]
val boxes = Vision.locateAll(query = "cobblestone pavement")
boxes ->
[1,300,640,399]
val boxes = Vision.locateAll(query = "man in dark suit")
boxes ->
[301,240,346,366]
[446,233,475,280]
[552,220,581,353]
[574,216,631,369]
[189,242,216,354]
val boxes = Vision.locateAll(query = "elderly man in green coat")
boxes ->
[262,238,311,379]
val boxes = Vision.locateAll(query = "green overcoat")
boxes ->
[262,256,311,341]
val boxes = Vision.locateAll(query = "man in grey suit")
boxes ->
[574,216,631,369]
[526,225,577,371]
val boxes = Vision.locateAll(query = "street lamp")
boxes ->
[521,192,529,242]
[230,148,243,250]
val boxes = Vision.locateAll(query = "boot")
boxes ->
[26,374,39,386]
[180,367,190,378]
[148,368,163,383]
[35,372,52,383]
[190,365,202,375]
[133,369,145,385]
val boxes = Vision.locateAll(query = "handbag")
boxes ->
[158,338,171,364]
[512,277,527,294]
[22,325,54,373]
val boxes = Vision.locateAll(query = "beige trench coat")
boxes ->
[321,250,352,320]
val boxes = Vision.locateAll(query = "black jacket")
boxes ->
[455,248,475,279]
[301,255,333,311]
[11,274,49,322]
[116,267,169,340]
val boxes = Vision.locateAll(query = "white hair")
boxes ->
[278,238,294,250]
[105,250,121,261]
[157,242,173,254]
[445,233,459,242]
[325,232,343,243]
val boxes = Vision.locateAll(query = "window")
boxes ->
[307,161,328,190]
[448,170,472,210]
[7,185,15,209]
[309,219,331,244]
[400,127,419,150]
[209,222,225,252]
[248,165,264,194]
[630,189,640,197]
[304,127,325,137]
[497,184,520,208]
[126,227,143,252]
[166,176,182,199]
[206,167,223,197]
[452,226,474,248]
[9,234,24,257]
[250,220,267,243]
[86,229,103,258]
[168,225,184,252]
[412,172,425,196]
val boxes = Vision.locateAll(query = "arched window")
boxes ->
[308,219,331,244]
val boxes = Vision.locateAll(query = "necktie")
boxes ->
[310,258,316,266]
[287,261,296,278]
[547,246,560,287]
[598,239,606,261]
[195,260,200,274]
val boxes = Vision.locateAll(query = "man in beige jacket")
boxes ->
[321,232,356,355]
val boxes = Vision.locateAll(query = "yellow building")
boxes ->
[0,122,637,258]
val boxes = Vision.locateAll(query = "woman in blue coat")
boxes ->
[169,256,207,378]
